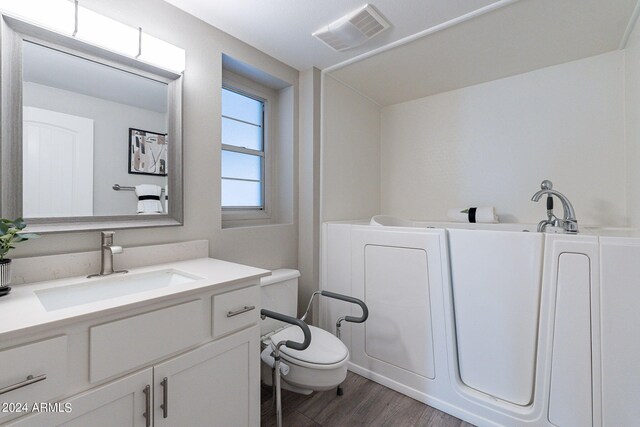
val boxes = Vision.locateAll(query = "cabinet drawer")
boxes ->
[90,300,205,383]
[0,336,68,420]
[4,368,152,427]
[212,285,260,338]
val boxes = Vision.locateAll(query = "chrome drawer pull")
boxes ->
[143,385,151,427]
[0,374,47,395]
[160,377,168,418]
[227,305,256,318]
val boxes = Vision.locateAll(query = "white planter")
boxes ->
[0,259,11,287]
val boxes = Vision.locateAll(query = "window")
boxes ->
[221,87,265,210]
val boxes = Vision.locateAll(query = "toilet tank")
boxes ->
[260,269,300,336]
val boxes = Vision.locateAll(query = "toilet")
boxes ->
[260,269,350,395]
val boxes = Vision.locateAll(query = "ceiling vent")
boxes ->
[313,4,390,52]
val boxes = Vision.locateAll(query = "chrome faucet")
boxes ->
[88,231,128,278]
[531,180,578,233]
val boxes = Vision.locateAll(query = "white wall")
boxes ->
[23,82,167,216]
[626,20,640,228]
[379,51,626,226]
[298,68,321,320]
[274,85,296,225]
[321,75,381,221]
[12,0,299,273]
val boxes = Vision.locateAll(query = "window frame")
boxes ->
[221,74,273,222]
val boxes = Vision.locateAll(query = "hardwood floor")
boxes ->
[261,372,475,427]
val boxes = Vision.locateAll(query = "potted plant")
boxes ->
[0,218,38,295]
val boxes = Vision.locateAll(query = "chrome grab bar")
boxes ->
[0,374,47,395]
[113,184,165,194]
[227,305,256,318]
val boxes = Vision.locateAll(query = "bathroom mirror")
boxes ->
[0,15,183,232]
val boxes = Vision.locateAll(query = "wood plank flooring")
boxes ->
[261,372,475,427]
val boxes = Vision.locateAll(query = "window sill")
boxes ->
[221,220,294,230]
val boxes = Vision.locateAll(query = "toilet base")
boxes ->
[260,362,313,395]
[260,346,349,395]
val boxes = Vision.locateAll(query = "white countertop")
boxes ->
[0,257,270,340]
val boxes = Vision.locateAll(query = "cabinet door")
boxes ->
[6,368,152,427]
[153,326,259,427]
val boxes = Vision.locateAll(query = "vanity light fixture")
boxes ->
[74,4,140,58]
[138,30,186,73]
[0,0,76,34]
[0,0,186,73]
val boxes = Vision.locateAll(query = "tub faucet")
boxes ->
[531,180,578,233]
[88,231,128,278]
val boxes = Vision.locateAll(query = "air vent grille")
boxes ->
[349,9,385,38]
[312,4,390,52]
[315,31,350,52]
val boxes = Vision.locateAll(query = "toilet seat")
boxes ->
[267,325,349,369]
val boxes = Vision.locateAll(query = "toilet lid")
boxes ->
[269,325,349,365]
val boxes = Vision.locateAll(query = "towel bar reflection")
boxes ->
[113,184,165,194]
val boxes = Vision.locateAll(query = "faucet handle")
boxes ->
[541,180,553,190]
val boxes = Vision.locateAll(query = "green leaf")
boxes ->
[13,218,26,230]
[0,222,8,235]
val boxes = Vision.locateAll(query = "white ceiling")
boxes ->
[330,0,639,105]
[164,0,640,106]
[163,0,506,70]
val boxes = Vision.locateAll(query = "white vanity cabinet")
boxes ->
[8,326,259,427]
[154,326,259,427]
[8,369,153,427]
[0,259,267,427]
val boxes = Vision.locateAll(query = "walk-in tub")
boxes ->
[321,217,599,427]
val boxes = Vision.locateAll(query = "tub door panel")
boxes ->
[548,253,592,427]
[448,229,544,406]
[350,227,447,391]
[364,244,435,379]
[600,239,640,426]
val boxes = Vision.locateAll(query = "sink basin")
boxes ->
[35,269,201,311]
